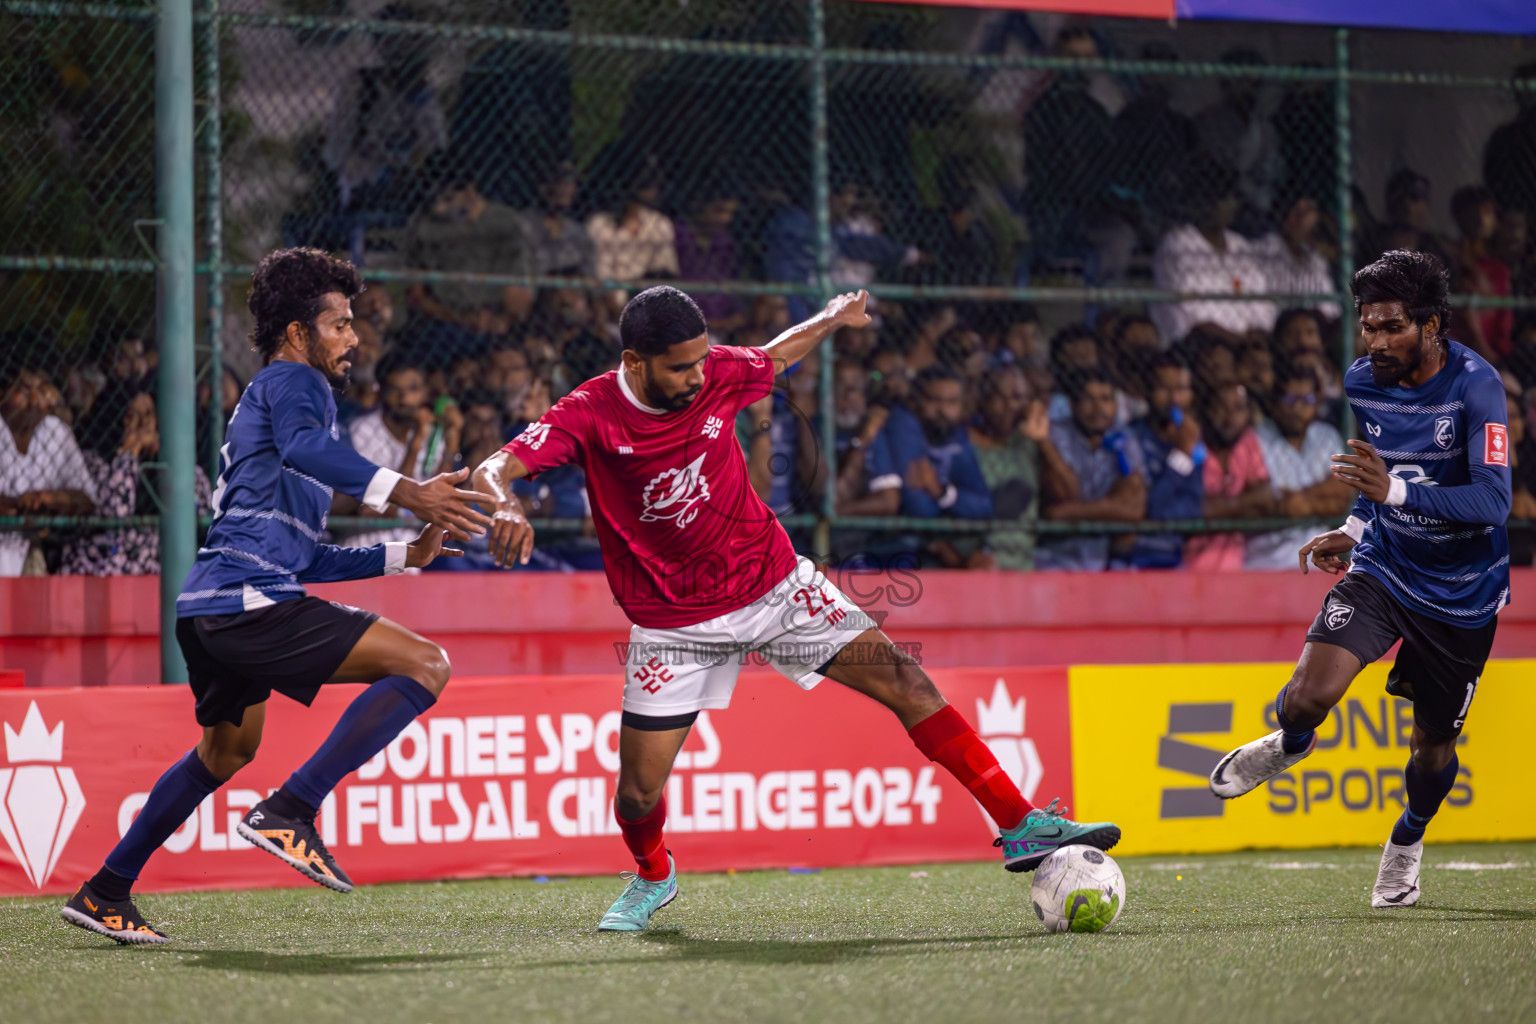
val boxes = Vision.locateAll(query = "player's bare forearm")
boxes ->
[474,451,537,567]
[761,290,871,374]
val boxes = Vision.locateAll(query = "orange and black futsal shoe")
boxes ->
[60,882,169,945]
[235,799,354,893]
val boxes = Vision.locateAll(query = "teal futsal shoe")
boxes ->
[996,798,1122,873]
[597,854,678,932]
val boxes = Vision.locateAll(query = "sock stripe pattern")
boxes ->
[104,750,224,881]
[908,705,1031,831]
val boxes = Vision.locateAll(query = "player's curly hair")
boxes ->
[619,286,707,357]
[248,247,364,362]
[1352,250,1453,337]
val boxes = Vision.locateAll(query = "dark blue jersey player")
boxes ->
[1208,250,1511,910]
[60,248,495,945]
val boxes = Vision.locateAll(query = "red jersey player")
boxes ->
[474,286,1120,931]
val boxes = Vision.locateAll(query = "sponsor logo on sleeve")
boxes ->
[1485,423,1509,467]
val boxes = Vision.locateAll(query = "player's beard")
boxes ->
[1369,345,1421,388]
[316,350,354,391]
[644,371,701,412]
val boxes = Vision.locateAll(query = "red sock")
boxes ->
[616,794,671,881]
[909,705,1031,830]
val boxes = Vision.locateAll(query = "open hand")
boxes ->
[490,503,535,568]
[392,467,497,541]
[825,290,871,330]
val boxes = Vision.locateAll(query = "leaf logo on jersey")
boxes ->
[640,453,711,529]
[1434,417,1455,450]
[1325,602,1354,630]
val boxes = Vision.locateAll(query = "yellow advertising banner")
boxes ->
[1068,660,1536,856]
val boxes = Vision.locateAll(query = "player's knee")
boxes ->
[410,642,452,696]
[890,662,943,714]
[615,785,662,821]
[198,739,259,780]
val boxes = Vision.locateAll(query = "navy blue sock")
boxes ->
[1275,685,1318,756]
[1391,754,1459,846]
[283,675,437,810]
[103,750,223,882]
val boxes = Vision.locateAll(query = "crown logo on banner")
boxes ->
[4,702,65,763]
[0,702,87,888]
[976,678,1026,736]
[974,679,1042,831]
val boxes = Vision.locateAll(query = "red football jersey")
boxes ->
[501,344,799,628]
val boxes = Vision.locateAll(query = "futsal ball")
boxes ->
[1030,845,1126,933]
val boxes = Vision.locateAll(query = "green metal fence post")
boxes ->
[157,0,196,684]
[204,0,224,479]
[1335,27,1356,442]
[810,0,836,557]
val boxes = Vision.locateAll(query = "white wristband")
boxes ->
[1341,515,1369,543]
[363,467,404,513]
[1166,449,1196,477]
[383,541,409,575]
[937,484,959,510]
[1384,475,1408,507]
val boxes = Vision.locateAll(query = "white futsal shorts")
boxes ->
[621,556,878,717]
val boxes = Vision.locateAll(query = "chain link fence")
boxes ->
[3,0,1536,575]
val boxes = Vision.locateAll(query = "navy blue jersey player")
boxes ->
[1209,251,1511,909]
[61,248,495,945]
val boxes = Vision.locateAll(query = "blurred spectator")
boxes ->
[1274,70,1337,218]
[865,366,993,525]
[916,159,1002,287]
[448,0,572,210]
[1037,369,1146,572]
[1376,170,1450,266]
[1115,354,1204,569]
[1185,382,1274,571]
[867,344,912,410]
[486,338,536,423]
[1244,366,1352,569]
[1022,27,1117,272]
[196,367,245,470]
[587,156,678,292]
[1236,341,1276,423]
[1189,331,1240,396]
[830,182,922,290]
[1275,308,1344,425]
[1105,314,1161,421]
[1047,324,1130,427]
[402,169,534,360]
[1194,49,1282,236]
[61,390,211,576]
[75,334,153,456]
[353,285,396,338]
[62,363,106,429]
[1451,185,1512,363]
[1493,207,1534,298]
[1151,155,1277,346]
[1255,195,1341,318]
[337,354,460,549]
[968,363,1049,570]
[675,186,745,332]
[1509,315,1536,389]
[994,303,1053,398]
[1484,62,1536,230]
[762,347,828,515]
[1102,43,1197,278]
[935,326,989,388]
[524,161,595,278]
[903,304,958,375]
[322,3,445,219]
[1,368,98,575]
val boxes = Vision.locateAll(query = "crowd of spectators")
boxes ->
[6,13,1536,576]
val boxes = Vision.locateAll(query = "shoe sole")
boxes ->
[60,907,169,945]
[235,821,354,893]
[597,885,678,932]
[1004,826,1122,873]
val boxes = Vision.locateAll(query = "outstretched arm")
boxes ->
[761,290,872,375]
[474,450,536,567]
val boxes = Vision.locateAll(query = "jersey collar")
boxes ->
[616,367,666,416]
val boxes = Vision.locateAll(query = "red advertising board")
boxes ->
[0,668,1072,896]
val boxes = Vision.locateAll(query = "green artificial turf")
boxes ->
[4,843,1535,1024]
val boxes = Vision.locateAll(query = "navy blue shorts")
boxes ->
[176,597,378,727]
[1305,570,1496,739]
